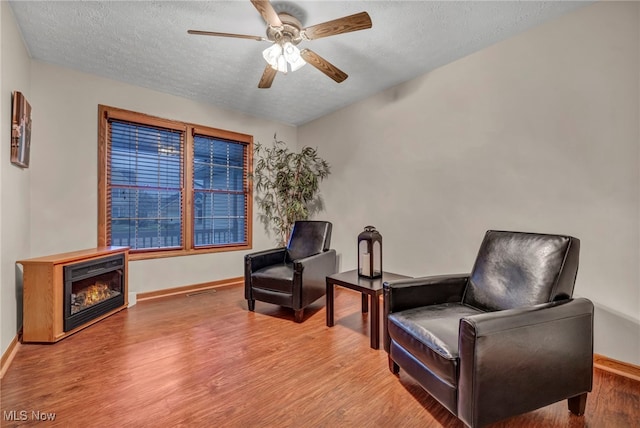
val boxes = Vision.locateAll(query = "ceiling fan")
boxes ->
[188,0,372,88]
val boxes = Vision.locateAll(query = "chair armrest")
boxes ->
[292,250,337,308]
[244,247,286,274]
[457,297,594,428]
[383,274,469,314]
[293,249,337,281]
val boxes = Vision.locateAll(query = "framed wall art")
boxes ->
[11,91,32,168]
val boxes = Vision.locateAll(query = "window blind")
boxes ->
[108,120,184,250]
[192,134,248,247]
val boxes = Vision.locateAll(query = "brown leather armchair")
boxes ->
[383,230,593,427]
[245,221,336,322]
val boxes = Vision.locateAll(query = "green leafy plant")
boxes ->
[252,135,331,246]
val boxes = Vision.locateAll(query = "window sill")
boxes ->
[128,244,252,261]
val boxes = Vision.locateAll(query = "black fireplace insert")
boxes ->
[63,253,125,332]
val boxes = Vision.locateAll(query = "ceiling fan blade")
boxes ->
[302,12,372,40]
[250,0,283,27]
[300,49,348,83]
[187,30,265,41]
[258,64,277,88]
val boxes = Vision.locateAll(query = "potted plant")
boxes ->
[252,135,331,246]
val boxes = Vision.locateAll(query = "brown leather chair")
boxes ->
[245,221,336,322]
[383,230,593,427]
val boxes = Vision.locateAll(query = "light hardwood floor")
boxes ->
[1,285,639,427]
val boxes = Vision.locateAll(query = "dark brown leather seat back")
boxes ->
[463,230,580,312]
[286,221,332,262]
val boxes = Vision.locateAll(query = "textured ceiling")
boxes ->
[9,1,590,126]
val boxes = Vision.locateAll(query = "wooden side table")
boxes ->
[326,269,410,349]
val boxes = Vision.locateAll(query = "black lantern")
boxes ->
[358,225,382,278]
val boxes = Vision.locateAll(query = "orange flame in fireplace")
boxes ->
[82,282,112,306]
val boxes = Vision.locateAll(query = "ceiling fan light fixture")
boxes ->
[283,42,306,71]
[263,41,306,74]
[289,56,306,72]
[276,54,288,73]
[262,43,283,67]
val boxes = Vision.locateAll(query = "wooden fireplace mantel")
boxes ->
[18,246,129,343]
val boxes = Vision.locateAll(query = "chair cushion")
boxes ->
[388,303,483,386]
[286,221,332,261]
[464,230,577,312]
[251,263,294,293]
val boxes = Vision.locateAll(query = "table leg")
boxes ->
[370,293,380,349]
[361,293,368,313]
[326,279,334,327]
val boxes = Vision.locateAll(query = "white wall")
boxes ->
[28,62,297,294]
[1,2,32,359]
[299,1,640,365]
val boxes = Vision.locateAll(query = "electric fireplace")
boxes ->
[19,246,129,343]
[64,254,125,332]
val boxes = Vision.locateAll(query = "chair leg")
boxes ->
[294,309,304,323]
[388,355,400,375]
[568,393,588,415]
[247,299,255,311]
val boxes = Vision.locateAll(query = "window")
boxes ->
[98,105,252,260]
